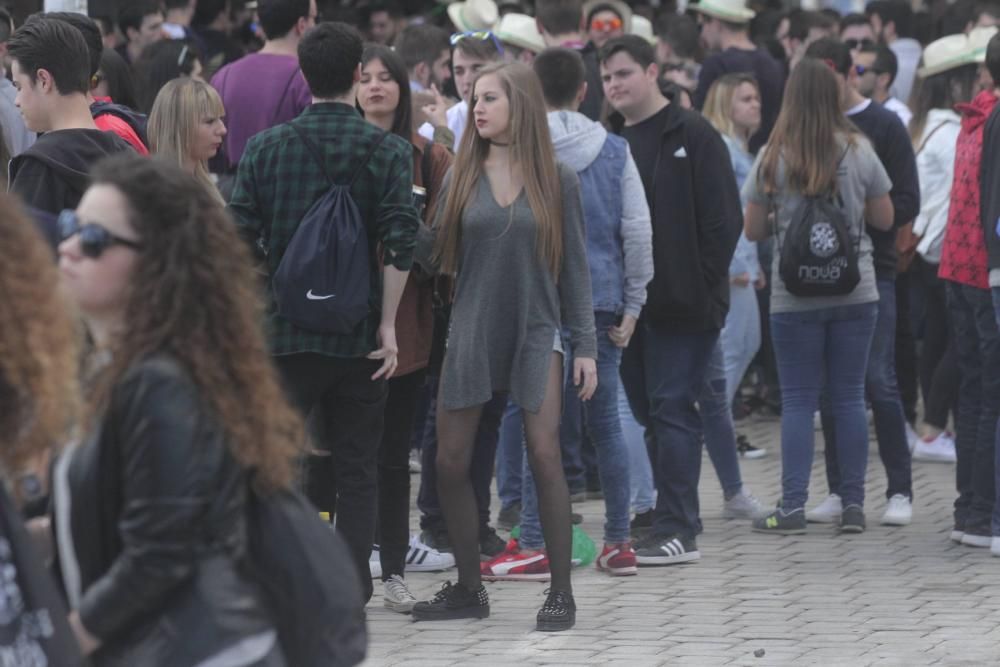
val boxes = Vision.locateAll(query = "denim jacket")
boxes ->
[722,133,759,281]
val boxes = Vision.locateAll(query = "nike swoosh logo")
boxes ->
[306,290,336,300]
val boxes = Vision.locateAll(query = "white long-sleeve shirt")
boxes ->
[913,109,961,264]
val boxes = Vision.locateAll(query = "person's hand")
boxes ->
[608,314,637,349]
[731,272,751,287]
[367,323,399,380]
[754,269,767,290]
[69,611,100,655]
[574,357,598,401]
[420,84,448,130]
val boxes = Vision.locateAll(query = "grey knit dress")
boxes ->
[416,162,597,413]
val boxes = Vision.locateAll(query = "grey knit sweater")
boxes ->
[416,163,597,412]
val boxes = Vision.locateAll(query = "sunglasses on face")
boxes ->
[845,38,875,51]
[591,17,623,31]
[450,30,505,55]
[58,209,143,259]
[854,64,881,76]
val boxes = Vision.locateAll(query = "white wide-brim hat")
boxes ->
[966,25,999,64]
[583,0,633,33]
[689,0,755,24]
[630,15,657,46]
[494,12,546,53]
[448,0,500,32]
[917,34,972,77]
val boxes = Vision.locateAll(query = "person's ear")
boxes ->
[576,80,588,105]
[646,61,659,82]
[36,68,55,94]
[877,72,891,92]
[354,62,362,83]
[413,61,429,84]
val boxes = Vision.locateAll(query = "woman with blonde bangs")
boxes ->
[412,62,597,631]
[148,77,227,200]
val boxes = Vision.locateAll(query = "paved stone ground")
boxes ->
[363,415,1000,666]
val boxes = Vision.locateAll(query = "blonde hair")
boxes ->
[702,72,759,149]
[148,77,225,199]
[433,62,563,277]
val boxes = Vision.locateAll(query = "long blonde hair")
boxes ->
[433,62,564,277]
[702,72,758,149]
[148,77,225,199]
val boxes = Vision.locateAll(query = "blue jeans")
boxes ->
[496,400,524,512]
[993,287,1000,537]
[948,282,1000,536]
[700,341,744,498]
[622,376,655,513]
[520,312,631,547]
[771,302,878,510]
[821,280,912,500]
[620,319,718,540]
[720,283,761,406]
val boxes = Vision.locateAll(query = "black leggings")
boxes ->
[916,257,958,430]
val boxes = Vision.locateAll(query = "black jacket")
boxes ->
[9,129,132,233]
[629,103,743,333]
[982,103,1000,274]
[56,356,278,667]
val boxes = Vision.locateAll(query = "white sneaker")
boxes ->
[404,534,456,572]
[806,494,842,523]
[723,488,770,520]
[408,450,422,474]
[913,433,957,463]
[950,530,965,544]
[880,494,912,526]
[383,574,417,613]
[905,423,920,453]
[992,537,1000,557]
[961,533,993,548]
[369,548,382,579]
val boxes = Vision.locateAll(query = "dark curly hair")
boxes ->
[0,195,79,472]
[86,154,303,491]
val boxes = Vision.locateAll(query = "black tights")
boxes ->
[436,354,573,593]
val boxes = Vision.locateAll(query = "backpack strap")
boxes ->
[288,121,333,184]
[349,132,389,187]
[270,67,303,128]
[915,121,950,156]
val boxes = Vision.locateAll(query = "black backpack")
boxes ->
[776,147,860,297]
[271,124,387,334]
[244,485,367,667]
[90,100,149,149]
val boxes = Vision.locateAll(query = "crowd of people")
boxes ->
[1,0,1000,659]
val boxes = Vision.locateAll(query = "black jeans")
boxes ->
[947,282,1000,535]
[895,270,919,425]
[417,375,505,536]
[376,369,426,580]
[275,353,387,604]
[916,258,958,430]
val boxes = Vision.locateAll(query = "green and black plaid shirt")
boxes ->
[229,103,419,359]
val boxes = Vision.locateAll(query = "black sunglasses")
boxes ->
[845,38,875,51]
[58,209,143,259]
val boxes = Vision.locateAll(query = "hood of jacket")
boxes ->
[10,128,129,193]
[547,110,608,172]
[956,89,999,134]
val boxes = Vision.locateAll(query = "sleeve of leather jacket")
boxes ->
[78,360,216,641]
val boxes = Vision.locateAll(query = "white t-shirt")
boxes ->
[882,97,913,130]
[418,100,468,151]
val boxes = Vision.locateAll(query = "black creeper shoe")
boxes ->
[536,588,576,632]
[411,581,490,621]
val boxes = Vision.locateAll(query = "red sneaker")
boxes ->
[596,543,638,576]
[480,538,551,581]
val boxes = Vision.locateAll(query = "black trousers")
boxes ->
[275,353,387,604]
[916,258,959,429]
[895,270,920,425]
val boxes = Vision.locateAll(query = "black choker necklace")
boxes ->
[490,140,510,147]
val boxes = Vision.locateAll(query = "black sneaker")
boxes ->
[497,503,521,532]
[571,512,583,525]
[420,528,452,554]
[737,434,767,459]
[412,581,490,621]
[840,505,866,534]
[630,510,654,540]
[536,588,576,632]
[751,507,807,535]
[479,527,506,560]
[634,534,700,565]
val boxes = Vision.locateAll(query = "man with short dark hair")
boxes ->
[855,43,911,127]
[840,12,876,50]
[691,0,783,153]
[366,2,402,45]
[0,7,34,156]
[229,21,419,604]
[866,0,921,107]
[599,35,742,566]
[115,0,165,64]
[7,17,131,243]
[780,9,836,69]
[395,23,452,92]
[211,0,316,172]
[535,0,604,120]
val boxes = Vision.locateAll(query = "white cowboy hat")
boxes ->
[448,0,499,32]
[917,34,972,77]
[630,15,657,46]
[494,12,546,53]
[583,0,633,33]
[965,25,999,64]
[689,0,755,24]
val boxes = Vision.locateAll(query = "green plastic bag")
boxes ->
[509,525,597,567]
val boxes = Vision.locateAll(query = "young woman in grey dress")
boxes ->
[411,62,598,631]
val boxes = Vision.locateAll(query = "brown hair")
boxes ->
[434,62,563,276]
[0,195,79,472]
[758,58,858,196]
[702,72,758,148]
[86,154,302,491]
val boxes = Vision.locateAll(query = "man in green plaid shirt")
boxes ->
[228,21,419,604]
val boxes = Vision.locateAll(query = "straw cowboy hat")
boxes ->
[966,25,999,64]
[448,0,500,32]
[689,0,755,24]
[917,34,972,77]
[494,12,546,53]
[630,15,657,46]
[583,0,633,33]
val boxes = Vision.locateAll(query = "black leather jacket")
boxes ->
[55,355,279,666]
